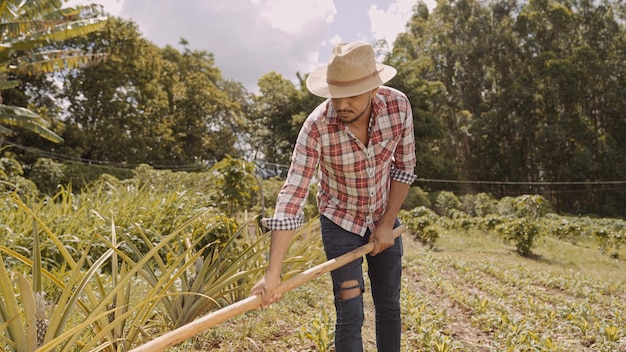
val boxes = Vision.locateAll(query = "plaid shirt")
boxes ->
[262,86,417,236]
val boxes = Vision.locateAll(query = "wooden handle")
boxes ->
[130,225,406,352]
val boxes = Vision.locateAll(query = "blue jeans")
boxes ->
[320,216,403,352]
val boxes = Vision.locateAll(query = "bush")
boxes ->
[513,194,551,218]
[496,218,539,256]
[63,162,133,190]
[592,220,626,259]
[209,156,259,216]
[0,157,23,177]
[402,186,431,210]
[497,196,516,216]
[303,182,319,220]
[549,218,587,244]
[29,158,65,194]
[191,213,240,256]
[0,157,39,198]
[460,192,497,217]
[476,214,507,231]
[399,208,439,249]
[259,177,285,218]
[434,191,462,217]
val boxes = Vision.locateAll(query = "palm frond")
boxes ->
[0,21,43,42]
[42,4,106,21]
[7,16,108,51]
[0,104,44,122]
[0,4,105,39]
[0,0,65,21]
[0,1,107,144]
[12,50,107,75]
[23,123,63,143]
[0,124,13,136]
[0,0,33,21]
[0,104,63,143]
[0,79,21,90]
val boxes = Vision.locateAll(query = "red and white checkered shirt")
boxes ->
[262,86,417,236]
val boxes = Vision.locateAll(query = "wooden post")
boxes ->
[129,226,406,352]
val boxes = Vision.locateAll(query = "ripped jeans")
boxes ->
[320,215,403,352]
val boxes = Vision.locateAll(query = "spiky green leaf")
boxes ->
[0,254,28,352]
[16,274,37,352]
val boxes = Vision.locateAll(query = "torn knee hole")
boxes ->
[338,280,361,300]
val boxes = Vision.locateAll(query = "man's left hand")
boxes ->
[369,224,395,256]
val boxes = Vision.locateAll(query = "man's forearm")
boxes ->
[266,230,296,277]
[379,180,411,227]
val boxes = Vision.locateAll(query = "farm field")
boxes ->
[2,179,625,351]
[178,227,626,352]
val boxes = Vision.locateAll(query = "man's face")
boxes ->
[331,89,377,124]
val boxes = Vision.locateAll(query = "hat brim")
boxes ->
[306,63,397,98]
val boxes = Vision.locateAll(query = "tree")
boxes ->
[59,18,171,165]
[60,22,248,168]
[248,71,321,167]
[159,42,246,164]
[387,0,489,186]
[385,3,452,181]
[0,1,108,144]
[386,0,626,215]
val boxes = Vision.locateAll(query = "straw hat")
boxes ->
[306,42,397,99]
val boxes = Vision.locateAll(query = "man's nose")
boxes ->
[333,98,348,110]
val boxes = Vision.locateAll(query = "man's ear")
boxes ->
[371,87,380,97]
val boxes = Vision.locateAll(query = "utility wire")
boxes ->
[415,178,626,186]
[4,141,206,171]
[5,141,626,187]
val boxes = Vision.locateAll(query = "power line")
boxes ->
[5,142,626,187]
[415,178,626,186]
[4,142,206,171]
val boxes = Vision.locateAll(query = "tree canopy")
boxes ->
[0,0,108,144]
[4,0,625,216]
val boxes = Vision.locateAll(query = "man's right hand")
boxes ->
[250,229,294,308]
[250,270,282,308]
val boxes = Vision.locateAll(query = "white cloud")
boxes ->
[259,0,335,33]
[63,0,433,92]
[368,0,416,46]
[328,34,343,46]
[119,0,336,91]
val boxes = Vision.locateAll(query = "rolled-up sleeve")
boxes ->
[261,118,320,231]
[391,102,417,185]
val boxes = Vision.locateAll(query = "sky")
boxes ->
[65,0,435,92]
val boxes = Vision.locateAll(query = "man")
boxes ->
[251,41,417,352]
